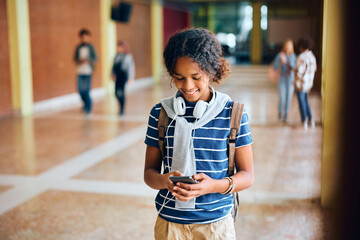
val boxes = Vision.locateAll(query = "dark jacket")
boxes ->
[74,43,97,70]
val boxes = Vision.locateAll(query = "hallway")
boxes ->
[0,65,326,239]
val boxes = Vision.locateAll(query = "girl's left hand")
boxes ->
[171,173,217,202]
[280,53,286,64]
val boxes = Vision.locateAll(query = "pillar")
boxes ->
[321,0,345,208]
[7,0,33,116]
[151,0,163,84]
[250,2,262,64]
[100,0,117,93]
[207,3,215,33]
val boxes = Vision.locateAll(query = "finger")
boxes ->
[172,171,183,177]
[192,173,207,181]
[167,182,174,191]
[172,192,193,202]
[173,186,198,198]
[176,183,193,191]
[173,191,200,201]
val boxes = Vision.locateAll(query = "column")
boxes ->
[207,3,215,32]
[7,0,33,116]
[100,0,117,93]
[320,0,346,208]
[250,2,262,64]
[151,0,163,84]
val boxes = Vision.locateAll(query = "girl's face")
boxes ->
[283,41,294,55]
[173,57,212,103]
[117,45,124,53]
[80,34,90,44]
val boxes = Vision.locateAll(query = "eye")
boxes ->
[193,77,201,80]
[174,77,185,81]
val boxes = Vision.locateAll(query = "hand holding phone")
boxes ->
[170,176,198,184]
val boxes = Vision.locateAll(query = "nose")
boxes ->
[182,78,195,90]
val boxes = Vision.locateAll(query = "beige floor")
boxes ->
[0,66,328,239]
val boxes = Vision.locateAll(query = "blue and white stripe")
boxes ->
[145,100,253,224]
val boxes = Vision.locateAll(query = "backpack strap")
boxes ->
[228,102,244,176]
[158,107,169,161]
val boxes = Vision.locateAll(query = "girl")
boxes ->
[111,40,135,115]
[273,39,297,123]
[294,37,317,129]
[144,28,254,239]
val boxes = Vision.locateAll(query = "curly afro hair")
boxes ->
[163,28,231,84]
[297,36,314,51]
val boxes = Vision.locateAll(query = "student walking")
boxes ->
[74,29,97,115]
[294,37,317,130]
[272,39,297,123]
[111,41,135,115]
[144,28,254,239]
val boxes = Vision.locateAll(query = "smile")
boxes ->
[184,90,198,96]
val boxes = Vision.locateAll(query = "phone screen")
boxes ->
[170,176,198,184]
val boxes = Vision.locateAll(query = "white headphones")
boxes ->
[173,86,215,119]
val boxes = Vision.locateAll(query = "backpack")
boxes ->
[157,101,245,222]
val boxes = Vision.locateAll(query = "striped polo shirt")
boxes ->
[145,99,253,224]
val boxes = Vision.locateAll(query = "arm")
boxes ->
[124,54,135,83]
[144,145,182,190]
[232,145,254,191]
[90,44,97,62]
[111,56,117,80]
[273,53,281,70]
[128,55,135,81]
[74,45,80,63]
[289,54,297,69]
[295,57,306,81]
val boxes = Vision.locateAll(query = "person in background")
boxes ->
[111,40,135,116]
[74,28,97,115]
[294,36,317,130]
[273,39,297,123]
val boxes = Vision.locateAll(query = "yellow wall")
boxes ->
[151,0,163,83]
[321,0,345,208]
[207,4,215,33]
[100,0,116,93]
[250,2,262,64]
[7,0,33,116]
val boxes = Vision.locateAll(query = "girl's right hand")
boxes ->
[165,171,182,193]
[280,53,286,64]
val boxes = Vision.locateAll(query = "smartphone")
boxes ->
[170,176,198,184]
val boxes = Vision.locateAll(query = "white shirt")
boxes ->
[77,46,92,75]
[294,50,317,92]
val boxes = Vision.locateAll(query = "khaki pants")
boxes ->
[154,214,236,240]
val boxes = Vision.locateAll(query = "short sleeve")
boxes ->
[235,108,253,148]
[273,53,281,70]
[290,54,297,69]
[144,103,161,148]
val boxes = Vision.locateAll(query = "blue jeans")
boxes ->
[278,77,294,120]
[296,91,312,122]
[77,74,92,113]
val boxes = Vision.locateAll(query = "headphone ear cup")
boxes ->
[174,97,186,116]
[193,100,209,119]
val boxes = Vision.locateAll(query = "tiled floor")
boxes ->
[0,66,327,239]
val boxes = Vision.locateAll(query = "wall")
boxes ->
[115,2,151,79]
[0,1,13,117]
[29,0,102,102]
[163,6,190,47]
